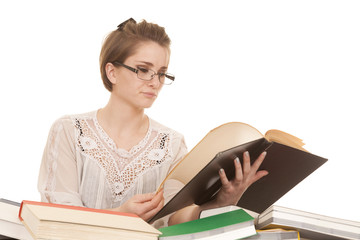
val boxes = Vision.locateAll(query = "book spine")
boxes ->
[18,201,25,221]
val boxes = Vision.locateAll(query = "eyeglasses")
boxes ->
[113,62,175,85]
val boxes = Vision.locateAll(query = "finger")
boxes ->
[137,190,164,217]
[133,192,156,203]
[242,151,251,175]
[142,197,164,221]
[250,170,269,185]
[148,190,164,209]
[140,191,164,221]
[251,151,267,171]
[234,157,243,181]
[219,168,230,186]
[151,190,164,205]
[156,184,164,194]
[134,190,162,207]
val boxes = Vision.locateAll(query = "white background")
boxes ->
[1,0,359,222]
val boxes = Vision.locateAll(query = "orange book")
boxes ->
[19,200,160,240]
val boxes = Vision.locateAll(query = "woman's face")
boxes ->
[108,41,170,109]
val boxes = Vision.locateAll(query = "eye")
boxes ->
[138,67,149,73]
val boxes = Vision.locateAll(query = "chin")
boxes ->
[139,101,155,109]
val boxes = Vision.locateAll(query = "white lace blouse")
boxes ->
[38,110,187,226]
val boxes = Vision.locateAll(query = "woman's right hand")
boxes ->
[114,190,164,221]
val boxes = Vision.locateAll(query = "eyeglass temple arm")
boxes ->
[165,74,175,81]
[114,62,138,73]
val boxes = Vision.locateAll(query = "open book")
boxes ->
[149,122,327,223]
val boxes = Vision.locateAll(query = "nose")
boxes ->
[148,74,161,88]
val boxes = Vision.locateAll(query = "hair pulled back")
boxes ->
[99,19,171,91]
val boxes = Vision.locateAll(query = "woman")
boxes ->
[38,18,268,227]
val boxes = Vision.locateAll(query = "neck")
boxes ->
[97,95,148,138]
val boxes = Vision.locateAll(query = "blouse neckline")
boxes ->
[92,110,153,157]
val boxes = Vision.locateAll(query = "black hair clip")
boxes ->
[117,18,136,31]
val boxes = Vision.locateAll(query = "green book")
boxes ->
[159,209,256,240]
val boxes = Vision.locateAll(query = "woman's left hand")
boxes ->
[215,151,268,206]
[168,151,269,225]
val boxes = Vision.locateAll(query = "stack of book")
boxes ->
[4,198,358,240]
[158,205,360,240]
[0,199,32,240]
[255,205,360,240]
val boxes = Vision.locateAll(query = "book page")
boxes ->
[159,122,264,189]
[265,129,307,152]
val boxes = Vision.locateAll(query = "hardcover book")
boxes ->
[158,208,256,240]
[256,205,360,240]
[149,122,327,223]
[19,200,161,240]
[0,199,32,240]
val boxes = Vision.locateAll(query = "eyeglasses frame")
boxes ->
[113,61,175,85]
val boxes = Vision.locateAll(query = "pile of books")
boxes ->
[158,205,360,240]
[2,198,359,240]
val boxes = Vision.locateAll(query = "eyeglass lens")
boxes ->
[137,68,174,84]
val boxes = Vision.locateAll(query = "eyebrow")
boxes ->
[137,61,168,71]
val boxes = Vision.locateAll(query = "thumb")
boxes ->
[133,192,156,203]
[251,170,269,185]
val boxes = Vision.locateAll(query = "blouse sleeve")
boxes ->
[37,116,84,206]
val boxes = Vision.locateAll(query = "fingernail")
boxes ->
[235,157,240,164]
[262,151,267,156]
[245,151,249,157]
[219,168,224,174]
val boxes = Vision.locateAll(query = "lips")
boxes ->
[142,91,157,98]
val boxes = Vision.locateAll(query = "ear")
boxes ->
[105,62,117,84]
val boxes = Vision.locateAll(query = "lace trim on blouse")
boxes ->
[93,114,152,157]
[72,113,172,202]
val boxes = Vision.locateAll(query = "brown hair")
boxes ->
[99,19,171,91]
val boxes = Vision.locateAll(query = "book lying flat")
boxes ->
[199,205,242,219]
[19,200,161,240]
[245,229,300,240]
[199,206,300,240]
[256,205,360,240]
[158,208,256,240]
[0,199,32,240]
[149,122,327,223]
